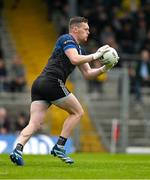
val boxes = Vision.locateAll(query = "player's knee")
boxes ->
[79,108,84,118]
[76,108,84,121]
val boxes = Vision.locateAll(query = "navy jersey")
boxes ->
[40,34,85,83]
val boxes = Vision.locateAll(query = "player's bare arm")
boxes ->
[78,63,106,80]
[65,45,111,65]
[65,48,94,65]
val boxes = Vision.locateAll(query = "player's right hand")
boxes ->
[92,45,110,61]
[97,45,110,53]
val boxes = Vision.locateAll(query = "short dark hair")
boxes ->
[69,16,88,28]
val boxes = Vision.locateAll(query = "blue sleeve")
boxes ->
[59,35,77,51]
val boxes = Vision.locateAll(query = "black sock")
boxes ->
[16,143,23,152]
[57,136,67,146]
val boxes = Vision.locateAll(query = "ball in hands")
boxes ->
[100,47,119,65]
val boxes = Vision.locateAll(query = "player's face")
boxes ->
[77,22,90,42]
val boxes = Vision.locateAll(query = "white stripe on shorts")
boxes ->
[58,79,69,96]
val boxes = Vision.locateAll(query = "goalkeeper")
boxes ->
[10,16,118,166]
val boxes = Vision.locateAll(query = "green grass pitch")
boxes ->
[1,153,150,179]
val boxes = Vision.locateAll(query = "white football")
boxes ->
[100,47,119,65]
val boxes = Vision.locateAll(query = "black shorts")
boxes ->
[31,77,70,105]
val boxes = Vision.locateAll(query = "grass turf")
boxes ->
[1,153,150,179]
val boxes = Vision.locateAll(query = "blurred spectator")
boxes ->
[135,49,150,102]
[100,25,115,45]
[52,2,69,35]
[141,29,150,52]
[46,0,54,21]
[10,55,26,92]
[59,4,69,34]
[14,112,28,133]
[119,20,135,54]
[0,107,11,134]
[11,0,20,9]
[0,58,9,92]
[128,63,137,96]
[0,37,3,58]
[0,0,4,26]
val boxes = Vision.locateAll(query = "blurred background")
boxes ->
[0,0,150,154]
